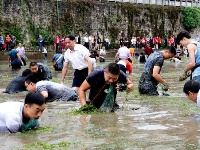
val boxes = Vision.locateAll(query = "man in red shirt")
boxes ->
[144,44,153,56]
[54,36,60,52]
[157,36,162,49]
[5,35,11,51]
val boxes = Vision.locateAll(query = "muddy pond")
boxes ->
[0,53,200,150]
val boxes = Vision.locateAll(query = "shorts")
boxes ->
[72,68,88,87]
[118,64,126,74]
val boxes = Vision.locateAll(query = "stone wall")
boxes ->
[0,0,187,45]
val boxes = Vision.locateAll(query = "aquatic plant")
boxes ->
[17,126,53,134]
[68,104,107,115]
[17,141,69,150]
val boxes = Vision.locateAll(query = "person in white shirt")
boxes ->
[42,47,48,59]
[84,34,89,49]
[16,43,26,66]
[0,92,46,133]
[61,35,93,91]
[104,37,110,50]
[99,46,106,62]
[114,42,131,63]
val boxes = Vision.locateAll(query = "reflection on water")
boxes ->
[0,57,200,149]
[136,124,169,130]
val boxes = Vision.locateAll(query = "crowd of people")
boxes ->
[0,34,16,51]
[1,31,200,133]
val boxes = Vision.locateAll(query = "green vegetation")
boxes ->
[182,7,200,31]
[68,104,107,115]
[17,141,69,150]
[0,0,200,47]
[1,20,23,44]
[27,20,54,46]
[20,126,53,134]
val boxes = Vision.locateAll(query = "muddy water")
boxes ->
[1,55,200,150]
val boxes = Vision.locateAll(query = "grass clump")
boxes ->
[22,126,53,134]
[17,141,69,150]
[68,104,107,115]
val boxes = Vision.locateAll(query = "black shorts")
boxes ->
[118,64,126,74]
[72,68,88,87]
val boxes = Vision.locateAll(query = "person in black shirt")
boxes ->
[28,62,52,81]
[78,63,133,111]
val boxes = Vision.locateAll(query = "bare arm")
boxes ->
[185,44,196,71]
[152,66,167,85]
[8,56,10,64]
[128,52,133,61]
[128,73,133,82]
[115,53,118,61]
[85,56,92,74]
[78,80,91,106]
[126,79,134,93]
[16,53,23,63]
[61,62,69,84]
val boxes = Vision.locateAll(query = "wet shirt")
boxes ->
[0,102,39,133]
[139,51,164,94]
[32,63,52,81]
[52,53,64,70]
[8,49,21,65]
[86,69,127,108]
[5,76,26,94]
[36,81,77,102]
[143,51,163,74]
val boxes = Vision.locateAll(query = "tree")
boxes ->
[183,7,200,31]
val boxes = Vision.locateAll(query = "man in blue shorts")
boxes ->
[0,92,46,133]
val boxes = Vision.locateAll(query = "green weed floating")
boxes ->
[68,104,107,115]
[78,104,97,112]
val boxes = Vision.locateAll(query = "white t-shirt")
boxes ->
[16,47,25,56]
[0,102,39,133]
[42,48,47,54]
[84,36,89,43]
[117,60,126,67]
[100,49,106,55]
[117,46,131,59]
[64,44,90,70]
[131,38,136,44]
[197,90,200,107]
